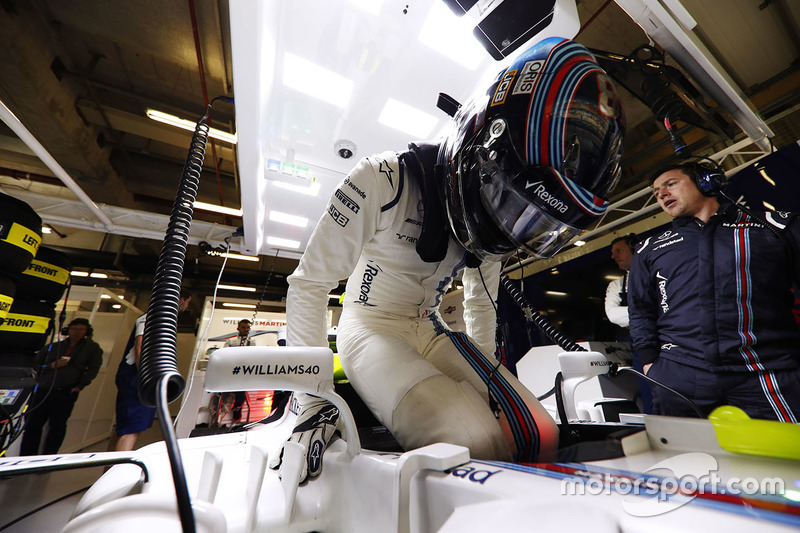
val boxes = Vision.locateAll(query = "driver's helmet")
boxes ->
[439,37,625,261]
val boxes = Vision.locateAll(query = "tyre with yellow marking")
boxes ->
[0,193,42,275]
[0,299,55,352]
[0,273,15,321]
[16,246,71,304]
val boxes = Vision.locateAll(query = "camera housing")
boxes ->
[334,139,357,159]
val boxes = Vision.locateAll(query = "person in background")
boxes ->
[604,235,636,331]
[21,318,102,455]
[604,233,653,413]
[629,162,800,420]
[108,290,192,451]
[222,318,255,421]
[272,37,625,481]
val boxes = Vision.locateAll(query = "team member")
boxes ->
[21,318,102,455]
[604,233,653,412]
[108,290,192,451]
[274,38,625,480]
[629,162,800,420]
[605,235,636,330]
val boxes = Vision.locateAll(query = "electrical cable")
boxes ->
[137,97,230,533]
[610,365,705,418]
[172,237,232,428]
[156,376,195,533]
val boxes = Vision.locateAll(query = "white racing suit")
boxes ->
[287,151,558,462]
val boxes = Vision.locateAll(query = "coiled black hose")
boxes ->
[137,119,208,407]
[500,276,586,352]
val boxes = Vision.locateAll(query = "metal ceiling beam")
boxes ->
[0,186,238,250]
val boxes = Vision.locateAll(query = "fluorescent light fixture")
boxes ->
[112,304,122,309]
[605,275,622,280]
[42,226,52,234]
[283,53,354,108]
[271,179,321,197]
[71,271,89,277]
[550,268,559,275]
[266,236,301,249]
[222,302,257,309]
[219,284,257,292]
[327,293,340,300]
[224,252,259,262]
[347,0,382,16]
[763,200,776,211]
[194,201,243,217]
[204,249,261,262]
[573,240,587,247]
[146,109,238,144]
[269,210,309,228]
[418,2,485,70]
[379,99,439,138]
[545,291,568,297]
[90,273,108,279]
[100,294,111,299]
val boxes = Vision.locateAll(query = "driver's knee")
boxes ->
[391,375,513,461]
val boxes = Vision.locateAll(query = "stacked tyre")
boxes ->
[0,193,47,369]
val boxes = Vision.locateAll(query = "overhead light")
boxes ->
[100,294,112,299]
[269,210,309,228]
[42,226,52,234]
[71,271,89,277]
[545,291,568,297]
[193,201,243,217]
[418,1,485,70]
[266,236,301,249]
[118,295,125,300]
[204,249,260,262]
[573,240,587,247]
[222,302,257,309]
[219,284,257,292]
[146,109,238,144]
[90,273,108,279]
[271,179,321,196]
[111,304,122,309]
[763,200,776,211]
[327,293,340,299]
[605,275,622,280]
[378,98,439,138]
[550,268,559,275]
[283,53,354,108]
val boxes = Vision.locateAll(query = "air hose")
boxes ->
[500,276,586,352]
[136,105,216,533]
[138,117,208,406]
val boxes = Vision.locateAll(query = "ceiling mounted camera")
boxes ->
[334,139,357,159]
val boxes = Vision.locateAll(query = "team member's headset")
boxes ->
[676,158,790,241]
[683,159,727,197]
[60,318,94,338]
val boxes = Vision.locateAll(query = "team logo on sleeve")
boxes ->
[378,160,394,188]
[335,189,360,213]
[328,204,349,227]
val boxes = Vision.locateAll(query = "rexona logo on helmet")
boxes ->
[439,37,625,261]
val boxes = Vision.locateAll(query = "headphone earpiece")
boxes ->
[689,161,726,197]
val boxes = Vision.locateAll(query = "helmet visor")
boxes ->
[479,171,584,258]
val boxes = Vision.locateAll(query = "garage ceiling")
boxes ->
[0,0,798,306]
